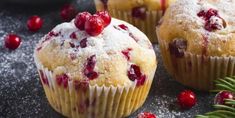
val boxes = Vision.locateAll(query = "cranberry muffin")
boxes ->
[34,11,157,118]
[157,0,235,91]
[94,0,176,43]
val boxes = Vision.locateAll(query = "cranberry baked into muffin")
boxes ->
[34,11,157,118]
[94,0,176,43]
[157,0,235,91]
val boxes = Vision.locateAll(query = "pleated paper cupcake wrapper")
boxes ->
[96,5,163,43]
[33,54,154,118]
[157,33,235,91]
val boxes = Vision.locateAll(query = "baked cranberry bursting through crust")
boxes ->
[36,11,155,89]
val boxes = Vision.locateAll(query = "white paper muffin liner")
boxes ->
[33,52,155,118]
[157,30,235,91]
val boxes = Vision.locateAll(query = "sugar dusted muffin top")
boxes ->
[35,16,157,87]
[158,0,235,56]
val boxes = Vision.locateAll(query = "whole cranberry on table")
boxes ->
[60,4,77,22]
[27,15,43,32]
[137,112,157,118]
[214,91,234,105]
[177,90,197,109]
[4,34,22,50]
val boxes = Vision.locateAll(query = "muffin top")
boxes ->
[35,16,157,87]
[95,0,176,11]
[158,0,235,57]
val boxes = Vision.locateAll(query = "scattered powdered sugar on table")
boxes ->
[0,3,214,118]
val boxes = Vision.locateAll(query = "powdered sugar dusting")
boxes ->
[0,4,213,118]
[167,0,235,36]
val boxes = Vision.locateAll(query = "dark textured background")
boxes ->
[0,1,214,118]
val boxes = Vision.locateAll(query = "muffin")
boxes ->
[34,11,157,118]
[157,0,235,91]
[94,0,176,43]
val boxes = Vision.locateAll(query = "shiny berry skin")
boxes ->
[137,112,157,118]
[95,11,111,27]
[85,15,104,36]
[60,4,77,22]
[214,91,234,105]
[177,90,197,109]
[4,34,22,50]
[74,12,91,30]
[27,15,43,32]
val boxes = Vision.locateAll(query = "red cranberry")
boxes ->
[60,4,77,22]
[39,70,49,86]
[85,15,105,36]
[214,91,234,105]
[137,112,157,118]
[74,80,89,92]
[95,11,111,27]
[137,75,146,86]
[128,64,146,86]
[69,42,75,48]
[206,9,218,19]
[74,12,91,30]
[177,90,197,109]
[160,0,166,13]
[132,6,147,20]
[197,8,225,31]
[4,34,22,50]
[121,48,132,60]
[205,17,224,31]
[48,31,59,37]
[80,38,88,48]
[70,32,77,39]
[197,9,218,20]
[128,65,141,81]
[169,39,187,58]
[118,24,128,30]
[83,55,99,80]
[44,31,60,42]
[27,15,43,32]
[85,71,98,80]
[56,74,69,88]
[36,46,42,51]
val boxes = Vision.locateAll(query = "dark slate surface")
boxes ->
[0,1,214,118]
